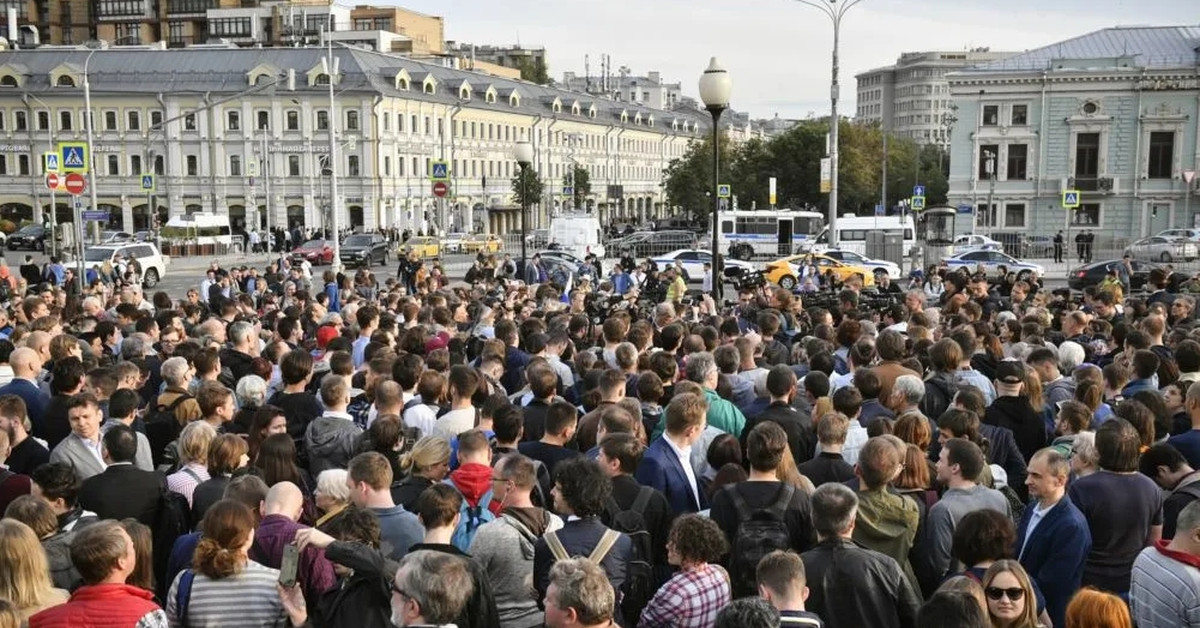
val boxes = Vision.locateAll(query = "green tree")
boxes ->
[514,57,551,85]
[661,137,734,224]
[511,167,543,208]
[564,165,591,209]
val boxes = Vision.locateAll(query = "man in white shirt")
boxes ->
[433,365,479,439]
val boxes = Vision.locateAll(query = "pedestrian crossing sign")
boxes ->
[1062,190,1081,209]
[911,196,926,211]
[430,160,450,181]
[717,184,731,199]
[43,152,59,173]
[140,174,155,192]
[58,142,89,173]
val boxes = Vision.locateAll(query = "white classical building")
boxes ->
[0,46,705,236]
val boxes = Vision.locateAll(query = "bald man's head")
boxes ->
[10,347,40,378]
[263,481,304,521]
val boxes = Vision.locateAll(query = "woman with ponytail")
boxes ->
[389,436,451,513]
[165,500,308,627]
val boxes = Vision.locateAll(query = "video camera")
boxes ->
[723,266,767,292]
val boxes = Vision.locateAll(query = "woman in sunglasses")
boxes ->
[982,560,1043,628]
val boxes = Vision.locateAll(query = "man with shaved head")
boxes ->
[249,481,336,603]
[0,347,48,434]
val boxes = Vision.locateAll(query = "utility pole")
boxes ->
[985,149,996,232]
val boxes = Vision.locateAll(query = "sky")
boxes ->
[386,0,1197,120]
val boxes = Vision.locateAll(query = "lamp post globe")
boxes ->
[513,140,534,280]
[699,57,731,302]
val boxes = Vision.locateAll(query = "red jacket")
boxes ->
[29,584,162,628]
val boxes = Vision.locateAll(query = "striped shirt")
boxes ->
[166,560,288,628]
[166,464,210,508]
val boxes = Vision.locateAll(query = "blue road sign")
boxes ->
[430,161,450,181]
[911,196,926,211]
[717,184,731,198]
[82,211,109,221]
[60,143,88,172]
[44,152,59,172]
[140,174,155,192]
[563,186,574,196]
[875,204,885,216]
[913,185,926,197]
[957,204,973,214]
[1062,190,1081,208]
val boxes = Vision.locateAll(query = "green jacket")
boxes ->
[853,487,921,595]
[651,388,747,440]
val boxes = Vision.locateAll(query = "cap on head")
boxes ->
[995,360,1025,385]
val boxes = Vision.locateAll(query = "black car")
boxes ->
[1068,259,1160,291]
[7,225,46,251]
[339,233,390,266]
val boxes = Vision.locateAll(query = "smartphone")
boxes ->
[279,543,300,589]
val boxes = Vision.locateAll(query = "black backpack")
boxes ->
[145,395,192,469]
[727,483,796,598]
[152,482,193,600]
[604,486,656,626]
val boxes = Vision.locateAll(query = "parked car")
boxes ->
[818,249,901,279]
[441,232,467,253]
[340,233,390,266]
[651,249,755,284]
[942,249,1045,280]
[7,225,47,251]
[765,253,876,290]
[133,231,153,243]
[1124,236,1198,263]
[952,234,1004,253]
[99,230,134,244]
[83,242,167,288]
[1156,228,1200,242]
[291,239,334,265]
[611,230,697,258]
[1068,259,1160,292]
[400,236,440,259]
[462,234,502,254]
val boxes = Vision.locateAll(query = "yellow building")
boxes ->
[0,46,704,235]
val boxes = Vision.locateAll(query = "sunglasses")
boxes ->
[985,587,1025,602]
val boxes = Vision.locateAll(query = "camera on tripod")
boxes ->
[724,266,766,292]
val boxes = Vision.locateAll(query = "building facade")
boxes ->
[0,47,703,236]
[560,69,684,112]
[946,26,1200,240]
[856,49,1017,145]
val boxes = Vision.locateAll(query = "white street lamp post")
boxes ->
[698,57,731,303]
[514,140,534,278]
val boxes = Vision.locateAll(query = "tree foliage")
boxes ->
[511,167,544,207]
[564,165,591,210]
[661,119,949,220]
[514,57,552,85]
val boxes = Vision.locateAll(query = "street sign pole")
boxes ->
[73,194,84,291]
[49,185,57,258]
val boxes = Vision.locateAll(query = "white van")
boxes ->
[161,213,243,253]
[549,213,606,260]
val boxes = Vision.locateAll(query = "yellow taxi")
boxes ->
[399,236,440,259]
[462,233,503,254]
[764,253,876,289]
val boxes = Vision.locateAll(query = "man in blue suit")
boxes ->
[1018,448,1091,628]
[635,392,708,515]
[0,347,48,435]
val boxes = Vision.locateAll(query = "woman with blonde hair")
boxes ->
[0,519,69,620]
[776,442,816,496]
[982,560,1042,628]
[3,495,80,591]
[166,500,307,627]
[166,420,218,507]
[391,435,451,512]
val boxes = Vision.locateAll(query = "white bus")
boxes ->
[804,214,917,256]
[718,209,825,259]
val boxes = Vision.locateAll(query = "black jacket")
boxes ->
[802,538,921,628]
[980,423,1028,497]
[316,541,397,628]
[390,475,434,514]
[406,543,501,628]
[798,452,856,487]
[78,464,166,528]
[984,395,1048,462]
[919,373,958,425]
[218,348,257,388]
[743,401,817,466]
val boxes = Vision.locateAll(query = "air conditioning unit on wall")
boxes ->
[1098,177,1118,194]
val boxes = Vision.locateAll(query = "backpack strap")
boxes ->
[588,529,621,565]
[631,486,654,514]
[181,467,202,484]
[603,496,622,522]
[768,485,796,518]
[728,485,753,523]
[544,529,570,562]
[176,568,196,627]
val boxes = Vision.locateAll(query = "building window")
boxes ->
[130,154,141,173]
[314,74,330,87]
[184,113,196,130]
[1148,131,1175,179]
[982,105,998,126]
[383,156,390,176]
[397,156,405,176]
[14,111,26,131]
[55,75,75,87]
[36,111,48,131]
[106,154,119,175]
[227,110,240,131]
[154,155,164,174]
[410,115,417,133]
[348,155,359,177]
[978,144,999,180]
[1075,133,1100,178]
[316,110,329,131]
[1007,144,1028,181]
[17,154,29,175]
[229,155,241,176]
[1072,203,1100,226]
[256,111,269,131]
[127,111,140,131]
[186,155,197,175]
[288,155,300,176]
[150,110,162,129]
[104,111,118,131]
[59,110,72,131]
[1004,203,1026,229]
[346,110,359,131]
[424,117,430,135]
[0,155,6,175]
[976,204,997,228]
[382,113,390,132]
[286,110,299,131]
[1008,104,1027,126]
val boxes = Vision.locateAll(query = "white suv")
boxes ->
[83,243,168,288]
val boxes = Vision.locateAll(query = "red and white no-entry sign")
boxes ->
[64,172,87,195]
[46,172,61,190]
[432,181,449,198]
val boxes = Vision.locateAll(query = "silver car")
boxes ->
[1123,236,1198,263]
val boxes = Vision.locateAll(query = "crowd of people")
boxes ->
[0,244,1198,628]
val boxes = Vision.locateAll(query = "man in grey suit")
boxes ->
[49,392,106,481]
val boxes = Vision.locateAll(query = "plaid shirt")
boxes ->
[638,564,731,628]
